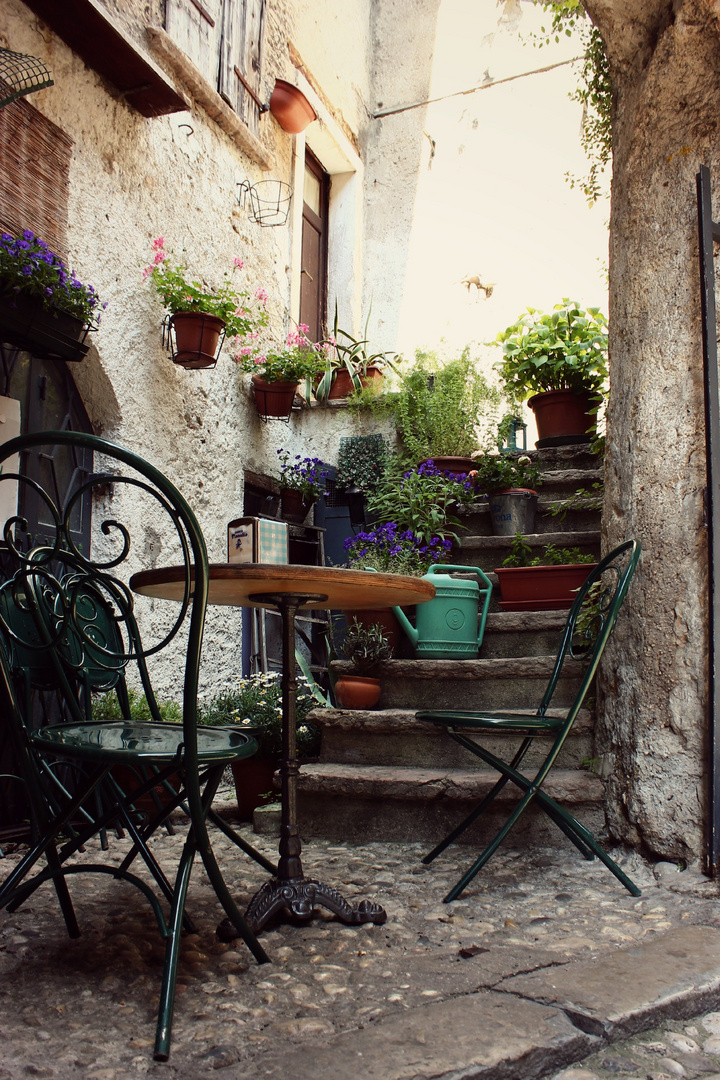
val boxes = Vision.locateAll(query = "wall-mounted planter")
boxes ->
[269,79,317,134]
[251,374,298,421]
[0,292,90,361]
[164,311,225,369]
[494,562,597,611]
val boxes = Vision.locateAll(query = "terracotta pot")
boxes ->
[342,607,402,653]
[251,374,298,419]
[169,311,225,368]
[494,563,597,611]
[269,79,317,133]
[328,365,384,400]
[230,758,278,821]
[420,455,476,475]
[281,488,315,524]
[528,389,596,445]
[334,674,381,709]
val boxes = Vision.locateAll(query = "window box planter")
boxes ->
[494,562,597,611]
[0,292,91,362]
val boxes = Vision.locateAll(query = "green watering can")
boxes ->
[391,564,493,659]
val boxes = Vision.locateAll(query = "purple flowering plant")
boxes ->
[344,522,451,577]
[0,230,105,326]
[276,449,328,499]
[366,459,475,546]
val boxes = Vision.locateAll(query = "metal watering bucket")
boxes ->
[391,564,492,659]
[488,488,538,536]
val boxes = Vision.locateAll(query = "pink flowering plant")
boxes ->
[234,323,329,384]
[144,237,268,340]
[0,229,105,326]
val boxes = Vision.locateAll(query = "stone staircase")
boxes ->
[297,445,605,850]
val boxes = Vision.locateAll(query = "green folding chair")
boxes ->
[0,430,275,1059]
[417,539,641,902]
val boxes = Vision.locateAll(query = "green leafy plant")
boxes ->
[547,481,603,521]
[1,229,105,327]
[199,672,320,759]
[336,434,388,497]
[315,303,399,401]
[502,532,596,568]
[471,452,541,495]
[145,236,268,340]
[341,618,392,675]
[91,685,182,722]
[494,300,608,401]
[234,323,329,384]
[387,347,502,460]
[366,457,475,545]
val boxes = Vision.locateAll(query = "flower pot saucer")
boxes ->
[534,434,593,449]
[498,597,574,612]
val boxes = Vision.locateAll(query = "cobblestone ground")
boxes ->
[1,788,720,1079]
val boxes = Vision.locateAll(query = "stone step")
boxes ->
[533,445,604,473]
[332,654,584,711]
[308,706,595,770]
[481,609,569,658]
[296,762,605,843]
[458,497,600,539]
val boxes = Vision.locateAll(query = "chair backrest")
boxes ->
[538,539,641,726]
[0,431,210,808]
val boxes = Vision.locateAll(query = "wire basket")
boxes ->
[238,179,292,227]
[0,49,53,109]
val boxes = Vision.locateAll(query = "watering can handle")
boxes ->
[427,565,493,648]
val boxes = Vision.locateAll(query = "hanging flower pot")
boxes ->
[269,79,317,134]
[251,374,298,421]
[166,311,225,369]
[280,488,315,524]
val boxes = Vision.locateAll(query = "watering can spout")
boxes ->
[391,604,418,648]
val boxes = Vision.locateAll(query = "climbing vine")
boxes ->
[530,1,611,204]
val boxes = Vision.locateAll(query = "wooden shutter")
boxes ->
[218,0,264,133]
[165,0,223,86]
[0,96,72,257]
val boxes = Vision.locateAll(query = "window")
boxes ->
[300,150,329,343]
[166,0,265,132]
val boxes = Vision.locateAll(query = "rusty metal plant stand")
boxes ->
[241,592,386,933]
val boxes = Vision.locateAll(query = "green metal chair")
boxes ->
[417,539,641,902]
[0,430,274,1059]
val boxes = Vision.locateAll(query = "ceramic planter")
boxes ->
[281,488,315,524]
[528,389,596,446]
[334,674,381,709]
[251,374,298,420]
[269,79,317,133]
[0,291,90,362]
[168,311,225,369]
[494,562,597,611]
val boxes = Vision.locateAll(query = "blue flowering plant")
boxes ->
[366,458,475,546]
[344,523,451,577]
[276,449,328,498]
[0,229,105,327]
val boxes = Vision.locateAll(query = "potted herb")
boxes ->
[234,323,328,419]
[494,533,597,611]
[493,300,608,445]
[315,305,399,401]
[386,347,501,470]
[145,236,268,369]
[471,451,542,537]
[200,672,320,820]
[334,618,392,709]
[276,448,329,523]
[0,229,105,361]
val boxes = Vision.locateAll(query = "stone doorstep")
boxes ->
[296,763,604,805]
[199,926,720,1080]
[308,705,594,735]
[461,529,601,555]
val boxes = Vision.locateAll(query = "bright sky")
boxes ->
[396,0,609,364]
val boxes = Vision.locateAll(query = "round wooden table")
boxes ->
[131,563,435,933]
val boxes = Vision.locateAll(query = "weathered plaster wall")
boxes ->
[0,0,391,701]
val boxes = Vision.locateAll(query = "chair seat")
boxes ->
[32,721,256,764]
[416,710,563,734]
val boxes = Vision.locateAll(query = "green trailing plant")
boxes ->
[387,347,502,460]
[494,300,608,401]
[502,532,596,568]
[199,672,320,759]
[471,452,541,495]
[341,618,392,676]
[530,2,611,205]
[366,457,475,546]
[546,481,603,521]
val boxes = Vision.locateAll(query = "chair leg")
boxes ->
[207,808,278,875]
[154,835,195,1061]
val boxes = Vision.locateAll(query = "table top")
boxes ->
[130,562,436,611]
